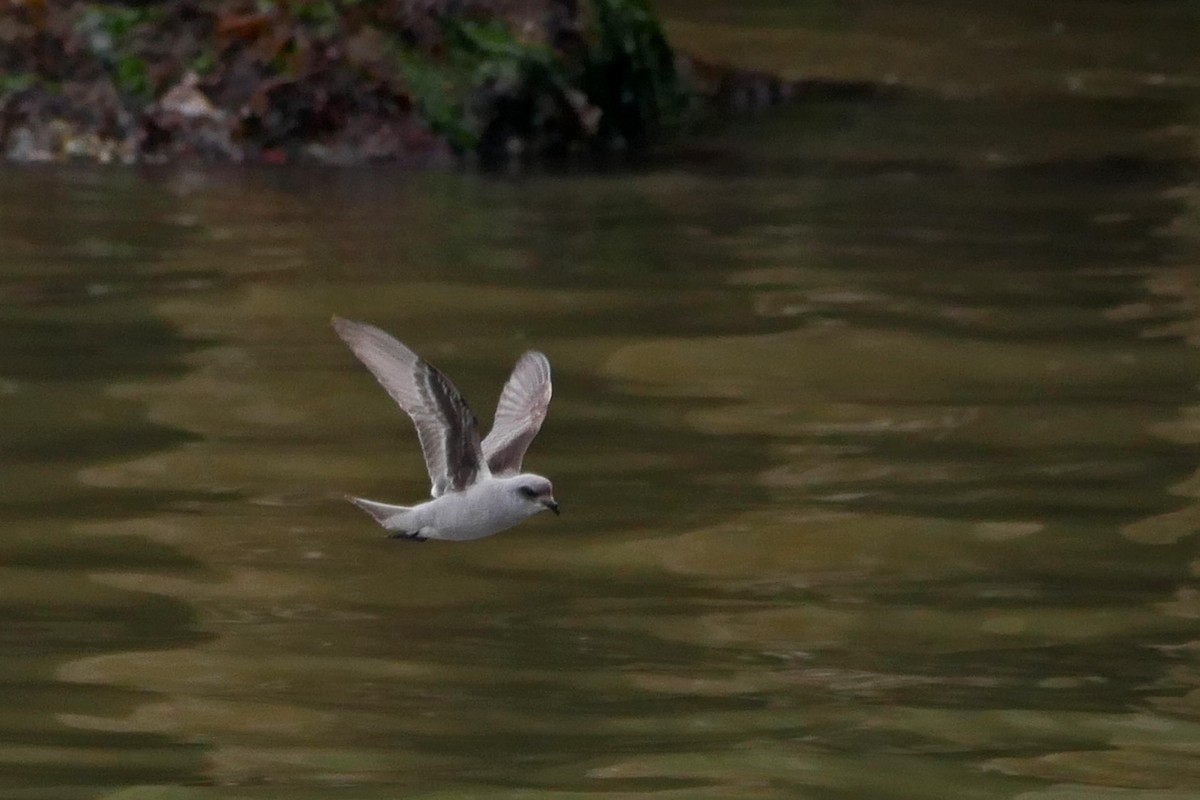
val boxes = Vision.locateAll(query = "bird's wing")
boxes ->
[333,317,487,496]
[481,350,552,475]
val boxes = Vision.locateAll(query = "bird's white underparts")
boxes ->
[332,317,558,542]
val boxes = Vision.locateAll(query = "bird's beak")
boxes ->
[543,499,560,516]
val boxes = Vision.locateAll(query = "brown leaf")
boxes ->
[215,12,274,46]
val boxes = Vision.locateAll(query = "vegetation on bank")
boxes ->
[0,0,694,165]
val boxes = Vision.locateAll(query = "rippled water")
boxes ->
[2,2,1199,798]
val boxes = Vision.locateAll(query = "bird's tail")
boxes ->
[346,496,411,529]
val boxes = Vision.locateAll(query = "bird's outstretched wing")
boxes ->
[481,350,552,475]
[333,317,487,496]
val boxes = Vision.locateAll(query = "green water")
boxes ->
[2,2,1199,798]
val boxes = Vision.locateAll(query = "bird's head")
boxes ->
[512,475,559,516]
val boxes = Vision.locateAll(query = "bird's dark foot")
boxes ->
[387,530,428,542]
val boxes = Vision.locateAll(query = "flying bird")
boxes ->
[332,317,558,541]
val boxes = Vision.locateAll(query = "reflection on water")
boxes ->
[2,2,1199,798]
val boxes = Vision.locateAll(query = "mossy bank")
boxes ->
[0,0,707,166]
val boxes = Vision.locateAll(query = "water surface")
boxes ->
[2,2,1199,798]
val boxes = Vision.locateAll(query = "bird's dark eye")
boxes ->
[518,486,538,499]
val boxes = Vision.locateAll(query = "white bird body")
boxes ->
[333,317,558,542]
[350,474,553,541]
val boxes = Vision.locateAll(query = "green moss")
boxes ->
[394,46,478,151]
[113,54,152,101]
[189,49,219,77]
[396,0,692,160]
[75,4,164,102]
[0,73,39,96]
[293,0,341,36]
[583,0,690,146]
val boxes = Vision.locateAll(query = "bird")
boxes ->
[332,316,558,542]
